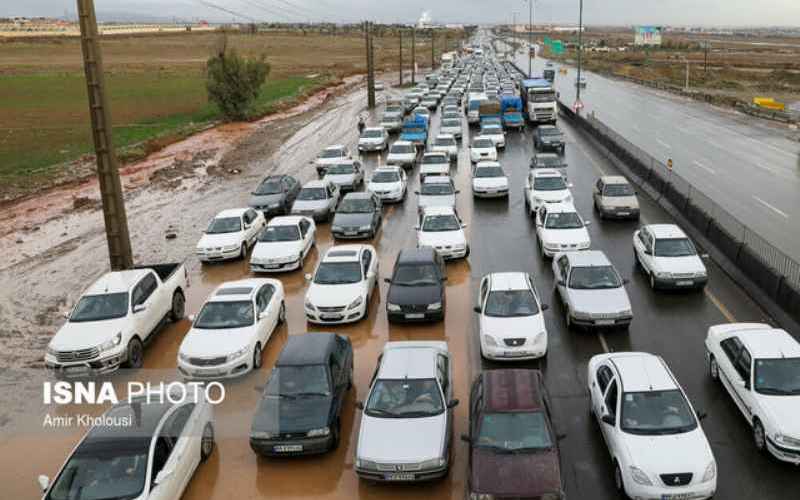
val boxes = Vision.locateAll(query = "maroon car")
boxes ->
[462,369,564,499]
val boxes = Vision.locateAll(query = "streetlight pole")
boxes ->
[575,0,584,111]
[527,0,533,78]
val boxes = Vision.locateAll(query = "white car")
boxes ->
[474,272,549,360]
[431,134,458,161]
[358,127,389,152]
[416,206,469,260]
[38,394,215,500]
[250,216,316,273]
[633,224,708,290]
[387,140,417,169]
[367,166,408,203]
[323,160,364,192]
[440,118,463,139]
[535,202,591,258]
[420,151,451,179]
[471,161,509,198]
[588,352,717,500]
[705,323,800,463]
[291,179,341,222]
[553,251,633,330]
[524,169,573,215]
[355,341,457,482]
[196,208,266,262]
[314,144,351,177]
[479,123,506,149]
[380,115,403,133]
[416,175,458,211]
[304,244,379,324]
[178,279,285,379]
[469,136,497,163]
[383,103,405,120]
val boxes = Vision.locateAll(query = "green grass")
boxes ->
[0,71,325,191]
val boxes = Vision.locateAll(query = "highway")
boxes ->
[507,41,800,261]
[7,68,800,500]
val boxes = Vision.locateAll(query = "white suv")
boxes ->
[355,341,458,482]
[587,352,717,500]
[705,323,800,464]
[633,224,708,290]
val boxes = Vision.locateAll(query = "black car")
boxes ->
[250,333,353,456]
[530,152,568,180]
[385,247,447,322]
[249,175,301,216]
[331,192,383,240]
[533,125,566,155]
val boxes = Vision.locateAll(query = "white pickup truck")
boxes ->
[45,263,189,377]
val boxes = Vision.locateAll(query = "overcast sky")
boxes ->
[3,0,800,27]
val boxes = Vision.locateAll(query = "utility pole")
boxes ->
[512,12,517,48]
[430,29,435,70]
[575,0,584,111]
[366,21,375,108]
[76,0,133,270]
[411,26,416,85]
[399,28,403,86]
[703,42,709,78]
[527,0,534,77]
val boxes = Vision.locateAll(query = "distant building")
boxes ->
[634,26,663,46]
[417,10,433,29]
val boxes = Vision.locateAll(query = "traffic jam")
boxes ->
[36,40,800,500]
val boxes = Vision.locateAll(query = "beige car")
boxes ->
[592,176,640,220]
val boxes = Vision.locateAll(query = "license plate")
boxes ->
[661,494,693,500]
[676,280,694,286]
[265,264,281,269]
[406,313,425,319]
[596,319,615,326]
[65,366,89,374]
[385,473,415,481]
[321,313,342,320]
[617,211,630,216]
[502,350,529,357]
[274,444,303,453]
[345,231,358,236]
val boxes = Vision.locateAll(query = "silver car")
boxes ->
[323,161,364,192]
[416,175,458,211]
[291,179,341,222]
[593,175,640,220]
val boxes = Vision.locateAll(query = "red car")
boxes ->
[462,369,565,499]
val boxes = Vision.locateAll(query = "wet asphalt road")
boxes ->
[505,40,800,260]
[12,83,800,499]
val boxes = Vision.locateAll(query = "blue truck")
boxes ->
[520,78,558,124]
[500,96,524,129]
[399,114,429,148]
[478,100,502,127]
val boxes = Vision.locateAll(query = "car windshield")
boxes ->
[254,180,283,195]
[481,126,502,134]
[534,176,567,191]
[46,439,148,500]
[477,411,553,452]
[386,106,403,113]
[754,358,800,395]
[540,127,562,137]
[443,119,461,127]
[621,390,698,435]
[320,149,344,159]
[531,91,555,102]
[422,214,461,232]
[654,238,697,257]
[206,217,241,234]
[568,266,621,290]
[363,130,383,138]
[423,155,447,164]
[534,154,561,167]
[545,212,583,229]
[365,379,444,418]
[391,144,415,154]
[393,264,440,286]
[475,166,505,178]
[338,198,374,213]
[70,293,129,322]
[326,164,355,175]
[603,183,634,197]
[372,171,400,183]
[314,262,362,285]
[473,139,494,149]
[435,138,456,146]
[265,364,331,397]
[258,225,300,242]
[421,183,454,195]
[297,188,327,201]
[194,301,254,329]
[484,290,540,317]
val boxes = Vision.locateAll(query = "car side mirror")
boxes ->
[460,433,471,443]
[38,475,50,493]
[584,220,592,226]
[304,273,313,281]
[601,413,615,426]
[414,225,420,230]
[556,432,567,441]
[622,278,630,285]
[455,190,461,194]
[541,304,549,311]
[384,277,391,284]
[461,223,468,228]
[154,467,173,485]
[61,311,70,319]
[644,249,652,256]
[355,401,364,410]
[243,223,251,229]
[441,276,448,282]
[696,410,708,421]
[447,399,460,409]
[413,190,420,195]
[133,303,147,314]
[701,253,710,259]
[258,311,269,320]
[557,279,565,287]
[473,306,481,313]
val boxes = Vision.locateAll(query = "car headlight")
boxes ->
[572,310,592,320]
[655,271,673,279]
[356,459,379,470]
[420,457,446,469]
[331,225,343,232]
[306,427,330,437]
[223,244,239,252]
[695,270,708,278]
[469,494,494,500]
[99,332,122,352]
[46,345,58,357]
[483,334,498,347]
[774,433,800,448]
[348,297,364,310]
[387,303,401,312]
[178,352,191,363]
[250,431,276,439]
[359,225,372,231]
[427,302,442,311]
[629,466,653,486]
[304,299,315,310]
[227,346,250,362]
[544,242,560,250]
[702,460,716,482]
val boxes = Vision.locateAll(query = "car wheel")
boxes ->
[170,290,185,322]
[347,366,354,390]
[278,302,286,324]
[753,419,767,453]
[200,423,215,462]
[633,247,641,267]
[124,337,144,369]
[465,245,471,258]
[331,419,341,450]
[614,462,628,497]
[240,243,247,260]
[362,294,370,320]
[709,355,719,380]
[253,343,263,370]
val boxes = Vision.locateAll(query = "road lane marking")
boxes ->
[692,160,716,175]
[598,332,610,353]
[704,289,738,323]
[656,138,671,150]
[753,196,789,218]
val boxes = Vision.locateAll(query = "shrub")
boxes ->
[206,38,270,121]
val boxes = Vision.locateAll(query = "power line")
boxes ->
[193,0,258,22]
[236,0,294,21]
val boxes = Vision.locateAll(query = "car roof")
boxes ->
[436,133,455,140]
[488,272,531,291]
[608,352,677,393]
[85,269,152,295]
[277,333,338,366]
[543,202,577,213]
[483,369,544,412]
[267,215,307,227]
[422,205,457,216]
[646,224,688,239]
[423,175,453,184]
[85,400,173,441]
[302,179,329,189]
[397,246,438,265]
[215,208,249,218]
[473,136,495,144]
[364,127,384,132]
[733,327,800,358]
[563,250,612,267]
[378,341,448,379]
[210,279,268,302]
[535,152,559,158]
[322,244,370,262]
[601,175,629,185]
